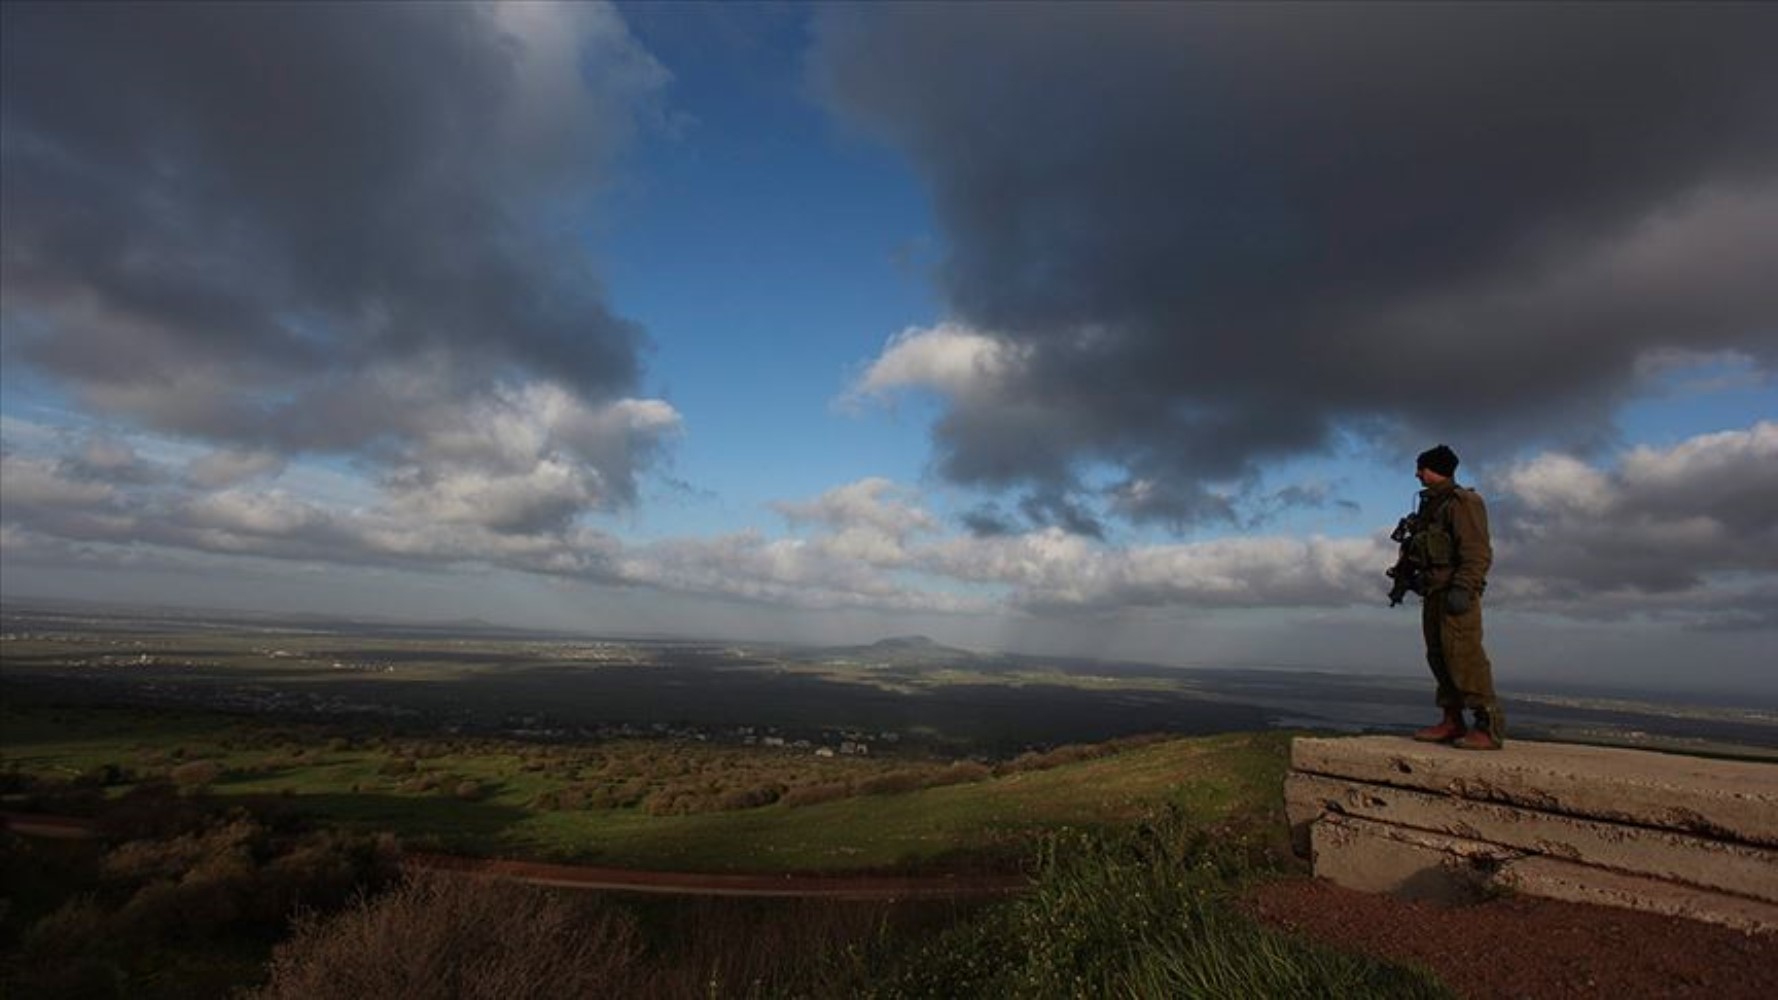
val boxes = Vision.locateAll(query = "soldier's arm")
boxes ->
[1452,492,1493,594]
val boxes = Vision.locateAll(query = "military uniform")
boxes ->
[1413,479,1502,739]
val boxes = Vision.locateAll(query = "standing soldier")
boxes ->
[1401,444,1503,750]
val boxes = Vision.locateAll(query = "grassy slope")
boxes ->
[1,702,1292,872]
[511,731,1292,871]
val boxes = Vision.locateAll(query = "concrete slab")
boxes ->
[1287,772,1778,903]
[1292,736,1778,846]
[1314,815,1778,934]
[1310,813,1516,905]
[1499,855,1778,936]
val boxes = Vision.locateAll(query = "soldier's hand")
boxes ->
[1444,588,1472,615]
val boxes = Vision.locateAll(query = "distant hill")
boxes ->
[866,635,948,653]
[817,635,980,667]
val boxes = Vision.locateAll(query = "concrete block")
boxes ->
[1287,771,1778,903]
[1292,735,1778,846]
[1310,813,1516,905]
[1498,855,1778,936]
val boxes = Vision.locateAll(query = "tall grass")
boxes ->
[240,807,1451,999]
[866,808,1452,999]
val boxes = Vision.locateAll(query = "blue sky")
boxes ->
[2,2,1775,699]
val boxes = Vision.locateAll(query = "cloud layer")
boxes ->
[816,4,1778,531]
[10,413,1768,629]
[2,1,678,526]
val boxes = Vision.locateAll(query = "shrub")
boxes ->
[102,815,260,885]
[715,783,784,811]
[781,781,853,808]
[77,762,131,787]
[858,770,930,796]
[11,897,127,999]
[253,873,644,1000]
[927,761,993,788]
[169,760,224,789]
[97,781,211,840]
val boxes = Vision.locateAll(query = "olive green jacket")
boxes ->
[1417,480,1493,596]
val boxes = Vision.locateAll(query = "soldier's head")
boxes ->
[1415,444,1459,485]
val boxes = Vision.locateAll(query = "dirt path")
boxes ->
[405,852,1030,900]
[0,811,1028,900]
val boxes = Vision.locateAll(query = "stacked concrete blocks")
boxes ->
[1285,736,1778,933]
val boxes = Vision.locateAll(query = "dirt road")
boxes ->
[406,852,1030,900]
[1,811,1028,900]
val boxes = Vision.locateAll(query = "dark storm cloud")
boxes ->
[1,2,660,458]
[814,3,1778,528]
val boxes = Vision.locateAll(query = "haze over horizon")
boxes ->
[3,3,1775,700]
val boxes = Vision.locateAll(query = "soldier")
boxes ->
[1405,444,1503,750]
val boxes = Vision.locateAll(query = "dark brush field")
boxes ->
[3,602,1771,1000]
[2,603,1771,759]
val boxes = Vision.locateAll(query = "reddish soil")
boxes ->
[406,852,1032,900]
[1244,877,1778,1000]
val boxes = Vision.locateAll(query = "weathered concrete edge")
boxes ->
[1315,814,1778,935]
[1309,812,1513,906]
[1286,771,1778,904]
[1292,736,1778,846]
[1501,855,1778,936]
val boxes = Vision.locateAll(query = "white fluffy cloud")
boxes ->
[846,323,1029,404]
[1494,421,1778,623]
[6,419,1776,629]
[383,381,682,535]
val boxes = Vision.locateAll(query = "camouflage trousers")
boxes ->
[1422,590,1503,736]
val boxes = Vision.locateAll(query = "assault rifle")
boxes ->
[1385,511,1424,607]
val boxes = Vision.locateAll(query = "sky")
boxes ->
[2,2,1775,699]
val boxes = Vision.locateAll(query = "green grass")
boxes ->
[863,815,1452,999]
[3,696,1455,999]
[2,700,1294,872]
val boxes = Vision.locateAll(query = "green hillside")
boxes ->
[2,700,1292,871]
[3,700,1459,999]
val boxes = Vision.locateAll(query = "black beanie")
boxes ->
[1417,444,1459,477]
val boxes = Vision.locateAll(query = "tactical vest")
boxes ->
[1407,490,1459,570]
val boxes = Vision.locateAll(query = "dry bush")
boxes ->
[396,773,441,794]
[858,770,932,796]
[251,830,401,922]
[642,788,703,816]
[11,897,125,999]
[583,780,647,809]
[170,759,224,789]
[253,872,643,1000]
[999,733,1172,776]
[95,781,212,840]
[715,783,784,811]
[927,761,993,788]
[780,780,854,808]
[102,815,260,884]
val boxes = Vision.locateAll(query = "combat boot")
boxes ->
[1412,708,1466,743]
[1454,709,1502,751]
